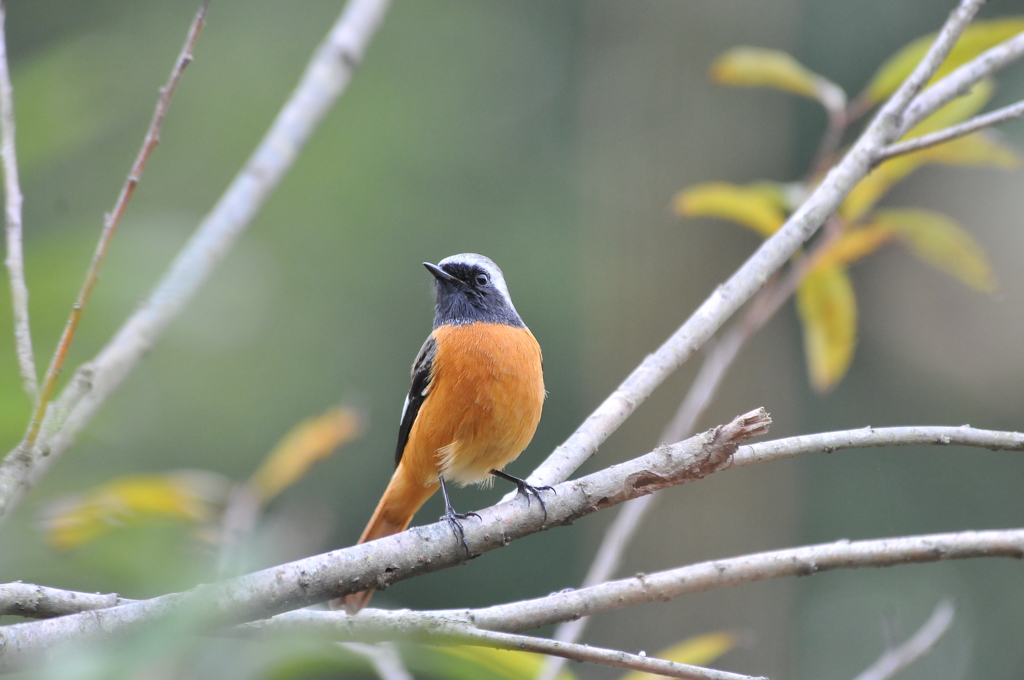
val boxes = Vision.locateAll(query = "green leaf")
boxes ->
[710,47,846,111]
[620,632,738,680]
[797,265,857,392]
[674,181,788,237]
[863,18,1024,104]
[868,208,996,291]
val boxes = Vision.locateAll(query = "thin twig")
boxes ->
[522,0,987,492]
[0,0,37,403]
[21,0,211,455]
[0,0,394,522]
[900,30,1024,135]
[851,601,955,680]
[247,612,762,680]
[877,98,1024,163]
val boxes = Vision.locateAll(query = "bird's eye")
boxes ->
[475,273,489,286]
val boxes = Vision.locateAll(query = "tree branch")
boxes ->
[0,410,769,669]
[727,424,1024,469]
[900,30,1024,135]
[851,600,955,680]
[2,530,1014,638]
[0,582,135,619]
[877,98,1024,163]
[0,0,393,522]
[0,0,37,403]
[523,0,987,491]
[6,417,1024,667]
[246,613,762,680]
[455,530,1020,633]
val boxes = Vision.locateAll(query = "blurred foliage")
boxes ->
[620,632,738,680]
[248,406,363,504]
[679,18,1019,391]
[42,469,231,551]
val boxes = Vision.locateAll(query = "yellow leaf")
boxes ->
[814,224,893,270]
[711,47,846,110]
[620,632,738,680]
[868,208,996,291]
[674,182,787,237]
[436,646,576,680]
[863,18,1024,104]
[840,82,1018,223]
[248,406,362,503]
[44,471,232,550]
[797,265,857,392]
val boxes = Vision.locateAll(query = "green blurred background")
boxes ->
[2,0,1024,678]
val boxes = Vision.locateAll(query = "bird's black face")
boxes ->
[425,258,525,329]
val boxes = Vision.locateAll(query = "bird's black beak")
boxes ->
[424,262,457,282]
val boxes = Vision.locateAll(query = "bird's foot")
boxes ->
[490,469,555,522]
[440,505,480,554]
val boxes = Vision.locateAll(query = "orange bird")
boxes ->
[333,253,547,614]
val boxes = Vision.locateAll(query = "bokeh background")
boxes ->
[2,0,1024,678]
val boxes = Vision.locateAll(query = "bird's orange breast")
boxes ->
[401,322,544,487]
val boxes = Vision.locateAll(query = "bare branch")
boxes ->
[900,31,1024,136]
[523,0,987,491]
[878,98,1024,163]
[727,424,1024,469]
[1,530,1013,638]
[851,601,955,680]
[6,417,1022,664]
[0,410,769,668]
[0,582,135,618]
[461,530,1019,633]
[0,0,37,403]
[250,613,762,680]
[0,0,393,522]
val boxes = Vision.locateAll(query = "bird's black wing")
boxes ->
[395,334,436,467]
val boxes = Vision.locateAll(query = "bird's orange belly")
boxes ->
[402,323,544,486]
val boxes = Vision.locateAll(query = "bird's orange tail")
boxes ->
[330,464,438,614]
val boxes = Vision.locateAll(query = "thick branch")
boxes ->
[0,410,769,669]
[0,0,37,403]
[523,0,986,490]
[851,601,955,680]
[0,0,393,522]
[878,98,1024,163]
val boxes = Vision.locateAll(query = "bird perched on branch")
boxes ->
[332,253,547,614]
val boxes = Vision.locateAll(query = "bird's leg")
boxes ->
[490,469,555,522]
[438,475,479,554]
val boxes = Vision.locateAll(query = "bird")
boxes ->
[332,253,547,614]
